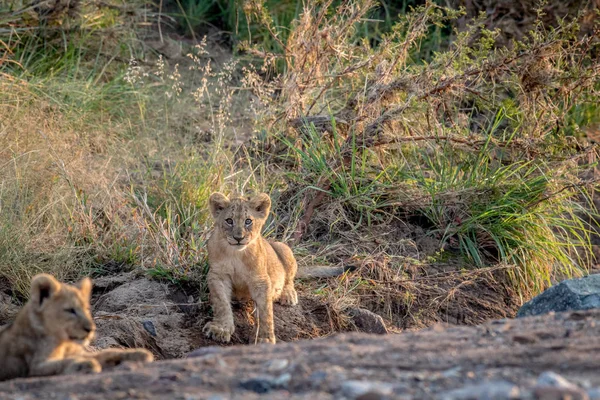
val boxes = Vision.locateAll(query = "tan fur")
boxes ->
[0,274,153,381]
[204,192,298,344]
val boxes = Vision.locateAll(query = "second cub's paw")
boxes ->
[278,287,298,306]
[66,359,101,374]
[203,321,234,343]
[121,349,154,363]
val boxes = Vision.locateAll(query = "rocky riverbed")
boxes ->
[1,308,600,399]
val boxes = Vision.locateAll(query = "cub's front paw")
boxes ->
[278,287,298,306]
[203,321,234,343]
[66,359,102,374]
[121,349,154,363]
[256,335,276,344]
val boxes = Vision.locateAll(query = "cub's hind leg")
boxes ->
[30,357,101,377]
[250,278,276,344]
[270,242,298,306]
[90,348,154,368]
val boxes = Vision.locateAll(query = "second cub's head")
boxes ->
[209,192,271,249]
[28,274,96,345]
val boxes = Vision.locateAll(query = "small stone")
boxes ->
[239,378,274,394]
[536,372,580,390]
[309,370,328,386]
[533,386,589,400]
[512,334,536,344]
[587,388,600,400]
[273,373,291,387]
[264,358,289,372]
[440,381,520,400]
[517,274,600,317]
[347,308,388,334]
[239,374,291,394]
[142,320,156,337]
[187,346,222,358]
[442,367,463,379]
[356,392,388,400]
[341,380,394,399]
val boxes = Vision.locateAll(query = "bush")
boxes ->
[1,0,599,309]
[241,0,600,296]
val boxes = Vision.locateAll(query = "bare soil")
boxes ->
[0,263,519,361]
[1,309,600,399]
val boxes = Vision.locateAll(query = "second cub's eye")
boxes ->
[65,308,77,315]
[225,218,233,226]
[245,219,252,226]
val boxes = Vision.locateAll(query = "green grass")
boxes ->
[279,116,597,296]
[406,141,594,294]
[0,0,599,311]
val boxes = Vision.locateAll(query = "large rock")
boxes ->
[347,307,388,334]
[2,309,600,399]
[517,274,600,317]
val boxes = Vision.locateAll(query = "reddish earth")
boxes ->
[1,309,600,399]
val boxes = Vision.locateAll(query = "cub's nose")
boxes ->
[83,320,95,334]
[233,235,244,243]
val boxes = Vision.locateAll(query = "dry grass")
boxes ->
[0,0,599,333]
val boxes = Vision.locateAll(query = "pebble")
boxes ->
[536,371,580,390]
[239,378,274,394]
[440,380,520,400]
[264,358,289,372]
[442,367,463,379]
[341,380,394,399]
[239,374,291,394]
[142,320,157,337]
[588,388,600,400]
[534,372,588,400]
[273,373,292,387]
[186,346,222,358]
[533,386,589,400]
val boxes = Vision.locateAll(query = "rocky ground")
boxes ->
[1,308,600,399]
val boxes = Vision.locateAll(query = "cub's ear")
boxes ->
[30,274,61,310]
[76,277,92,301]
[209,192,230,218]
[249,193,271,219]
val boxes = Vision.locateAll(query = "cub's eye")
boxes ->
[225,218,233,226]
[65,308,77,315]
[245,219,252,226]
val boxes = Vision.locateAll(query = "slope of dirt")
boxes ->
[88,272,347,359]
[2,309,600,399]
[0,266,519,360]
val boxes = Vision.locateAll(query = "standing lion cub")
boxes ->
[204,192,298,344]
[0,274,153,381]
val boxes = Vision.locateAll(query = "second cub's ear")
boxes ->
[30,274,61,310]
[250,193,271,219]
[76,277,92,301]
[209,192,230,218]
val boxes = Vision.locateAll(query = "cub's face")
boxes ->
[209,192,271,249]
[29,274,95,345]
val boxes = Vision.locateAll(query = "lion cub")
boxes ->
[203,192,298,344]
[0,274,153,381]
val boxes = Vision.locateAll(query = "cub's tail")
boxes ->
[296,265,356,278]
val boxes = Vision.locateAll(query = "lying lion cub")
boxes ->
[0,274,153,381]
[204,192,298,344]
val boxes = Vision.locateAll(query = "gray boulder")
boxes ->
[517,274,600,317]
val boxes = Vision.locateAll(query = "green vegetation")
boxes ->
[0,0,599,327]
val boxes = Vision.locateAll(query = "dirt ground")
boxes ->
[0,263,519,361]
[1,309,599,399]
[82,271,347,359]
